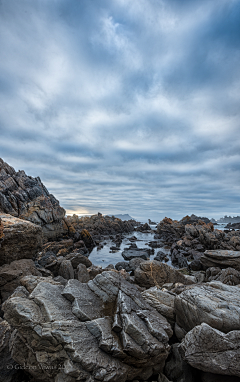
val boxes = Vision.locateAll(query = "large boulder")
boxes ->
[175,281,240,333]
[0,214,42,265]
[2,271,172,382]
[181,323,240,377]
[201,250,240,271]
[134,261,194,288]
[0,158,66,240]
[0,259,41,301]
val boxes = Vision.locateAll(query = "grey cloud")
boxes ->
[0,0,240,221]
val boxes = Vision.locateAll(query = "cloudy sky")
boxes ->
[0,0,240,221]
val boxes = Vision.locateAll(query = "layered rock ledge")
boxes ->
[2,271,172,382]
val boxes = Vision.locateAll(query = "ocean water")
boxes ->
[88,226,171,267]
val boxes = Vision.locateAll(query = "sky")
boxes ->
[0,0,240,221]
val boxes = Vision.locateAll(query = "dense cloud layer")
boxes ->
[0,0,239,221]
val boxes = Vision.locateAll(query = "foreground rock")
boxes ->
[3,271,172,382]
[201,250,240,271]
[0,158,66,240]
[134,261,194,288]
[0,259,41,302]
[181,323,240,377]
[0,214,42,265]
[175,281,240,334]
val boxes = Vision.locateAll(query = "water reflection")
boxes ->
[89,229,171,267]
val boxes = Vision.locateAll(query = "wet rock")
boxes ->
[175,281,240,333]
[58,259,74,280]
[201,250,240,270]
[0,259,41,302]
[0,214,42,266]
[2,272,173,382]
[0,158,66,240]
[122,248,151,261]
[77,264,90,283]
[181,323,240,377]
[134,261,194,288]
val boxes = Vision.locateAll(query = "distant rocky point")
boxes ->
[112,213,133,220]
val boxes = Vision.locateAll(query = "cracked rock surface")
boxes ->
[2,271,172,382]
[201,250,240,271]
[175,281,240,333]
[181,323,240,377]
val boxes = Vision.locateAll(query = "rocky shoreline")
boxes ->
[1,158,240,382]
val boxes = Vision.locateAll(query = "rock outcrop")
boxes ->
[201,250,240,270]
[175,281,240,334]
[0,214,42,265]
[0,158,66,240]
[2,271,172,382]
[134,261,194,289]
[65,213,135,241]
[181,323,240,377]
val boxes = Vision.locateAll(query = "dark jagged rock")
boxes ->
[135,222,151,232]
[65,213,135,241]
[0,214,42,265]
[2,271,172,382]
[0,158,66,240]
[205,267,240,285]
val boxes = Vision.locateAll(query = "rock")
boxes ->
[134,261,194,288]
[80,229,95,248]
[65,213,135,239]
[0,214,42,265]
[58,259,74,280]
[115,261,132,271]
[0,158,66,240]
[135,223,151,232]
[164,343,196,382]
[157,373,172,382]
[88,265,103,279]
[129,257,145,271]
[154,251,168,262]
[0,259,41,302]
[181,323,240,377]
[201,250,240,270]
[175,281,240,333]
[141,287,175,325]
[2,272,173,382]
[0,319,27,382]
[77,263,90,283]
[206,267,240,285]
[122,248,151,261]
[65,252,92,269]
